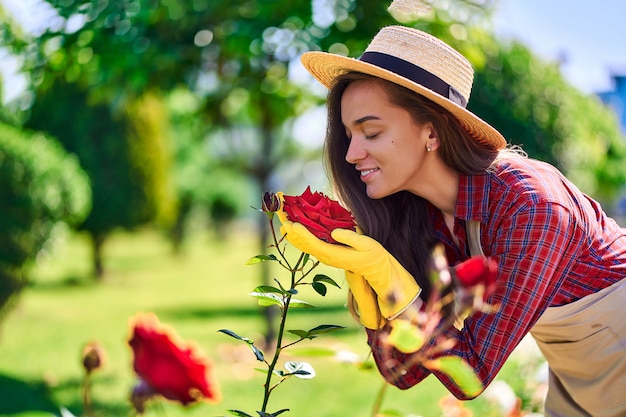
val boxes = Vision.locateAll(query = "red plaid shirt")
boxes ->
[366,156,626,399]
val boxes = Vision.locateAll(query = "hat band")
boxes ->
[360,51,467,108]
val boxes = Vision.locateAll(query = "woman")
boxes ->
[278,25,626,416]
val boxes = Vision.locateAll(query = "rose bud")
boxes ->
[281,186,356,243]
[81,341,106,375]
[130,378,156,415]
[261,191,281,214]
[453,256,498,299]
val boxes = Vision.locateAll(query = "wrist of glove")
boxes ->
[345,271,386,329]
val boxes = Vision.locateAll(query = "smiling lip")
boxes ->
[359,168,379,180]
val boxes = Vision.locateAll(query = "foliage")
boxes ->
[24,78,175,276]
[1,227,547,416]
[23,0,496,180]
[0,2,29,54]
[0,121,90,321]
[16,0,624,207]
[219,198,345,416]
[165,89,252,247]
[467,36,626,201]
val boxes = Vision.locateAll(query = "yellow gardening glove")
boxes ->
[345,270,386,329]
[278,217,421,320]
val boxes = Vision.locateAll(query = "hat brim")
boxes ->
[301,51,506,150]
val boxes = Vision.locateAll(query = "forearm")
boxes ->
[366,317,497,399]
[369,203,583,398]
[366,327,432,389]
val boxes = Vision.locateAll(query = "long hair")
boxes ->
[324,72,502,313]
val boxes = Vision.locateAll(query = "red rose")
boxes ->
[453,256,498,299]
[128,312,221,406]
[281,186,356,243]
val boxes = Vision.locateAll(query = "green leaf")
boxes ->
[245,254,278,265]
[227,410,254,417]
[307,324,345,336]
[386,320,425,353]
[288,298,316,308]
[253,285,283,294]
[218,329,251,342]
[286,346,338,357]
[426,356,483,397]
[249,292,284,307]
[284,361,315,379]
[269,410,290,417]
[313,274,341,288]
[358,361,376,371]
[249,344,265,362]
[288,329,311,339]
[218,330,264,361]
[257,410,290,417]
[312,281,327,296]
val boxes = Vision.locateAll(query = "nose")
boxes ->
[345,136,367,164]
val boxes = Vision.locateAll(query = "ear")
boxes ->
[423,122,440,151]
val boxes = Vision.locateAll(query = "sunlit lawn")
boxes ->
[0,223,538,417]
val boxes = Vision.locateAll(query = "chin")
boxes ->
[366,188,390,200]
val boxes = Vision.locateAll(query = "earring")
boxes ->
[427,145,432,152]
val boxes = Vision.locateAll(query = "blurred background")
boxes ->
[0,0,625,416]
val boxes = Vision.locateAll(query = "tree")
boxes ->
[25,80,175,277]
[0,121,90,323]
[467,36,626,203]
[17,0,496,342]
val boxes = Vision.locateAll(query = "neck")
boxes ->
[413,157,459,216]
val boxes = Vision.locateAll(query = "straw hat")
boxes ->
[300,25,506,150]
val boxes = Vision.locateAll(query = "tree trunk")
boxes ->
[91,233,106,280]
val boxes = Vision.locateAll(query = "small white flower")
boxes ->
[483,380,518,413]
[334,349,361,364]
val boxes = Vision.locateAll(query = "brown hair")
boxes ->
[324,72,501,316]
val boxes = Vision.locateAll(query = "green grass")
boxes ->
[0,225,532,417]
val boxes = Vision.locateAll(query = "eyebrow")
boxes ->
[350,115,381,126]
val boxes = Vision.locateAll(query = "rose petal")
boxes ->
[281,187,356,245]
[454,257,498,300]
[128,313,221,406]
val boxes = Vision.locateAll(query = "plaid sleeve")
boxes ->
[366,201,584,399]
[366,326,432,389]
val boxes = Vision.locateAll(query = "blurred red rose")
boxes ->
[128,312,221,406]
[454,256,498,299]
[281,186,356,243]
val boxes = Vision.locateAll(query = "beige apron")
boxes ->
[467,221,626,417]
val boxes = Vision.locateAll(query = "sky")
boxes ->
[492,0,626,94]
[1,0,625,102]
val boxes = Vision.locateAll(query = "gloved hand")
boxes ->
[345,270,386,329]
[278,212,421,320]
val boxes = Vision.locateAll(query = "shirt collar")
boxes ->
[455,172,491,224]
